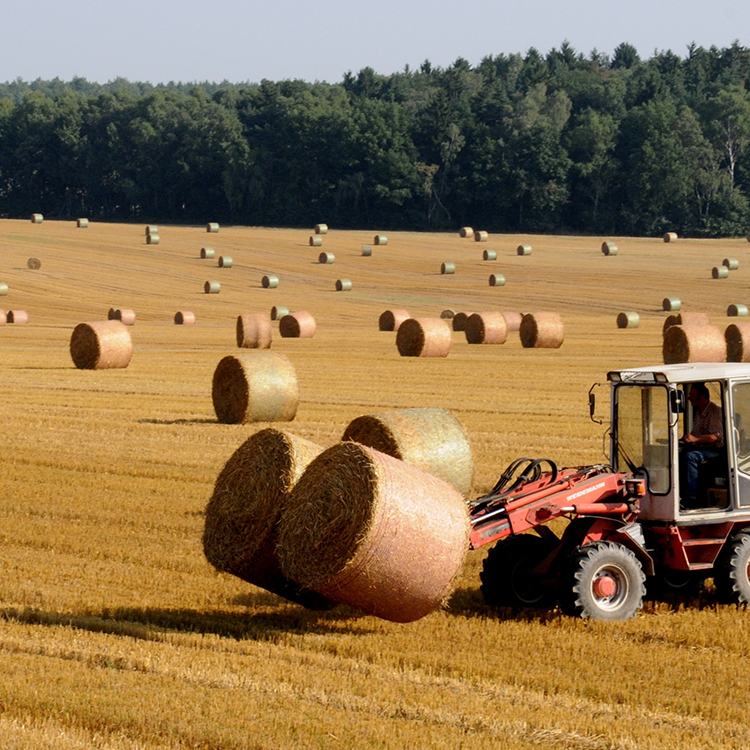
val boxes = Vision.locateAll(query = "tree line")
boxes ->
[1,41,750,237]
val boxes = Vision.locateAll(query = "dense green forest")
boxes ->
[2,42,750,236]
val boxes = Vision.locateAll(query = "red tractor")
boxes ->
[471,363,750,619]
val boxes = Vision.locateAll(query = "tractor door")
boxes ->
[729,380,750,508]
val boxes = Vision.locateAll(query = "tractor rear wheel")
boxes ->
[480,534,555,608]
[559,541,645,620]
[714,531,750,604]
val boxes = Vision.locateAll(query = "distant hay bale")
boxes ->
[396,318,451,357]
[502,312,523,332]
[459,227,474,238]
[520,312,565,349]
[361,245,373,256]
[441,262,455,275]
[108,307,136,326]
[663,232,678,243]
[204,280,221,294]
[271,305,289,321]
[723,258,740,271]
[712,266,729,279]
[374,235,388,245]
[601,241,618,256]
[146,233,160,245]
[279,311,316,339]
[314,223,328,235]
[489,274,506,287]
[482,249,497,261]
[218,256,233,268]
[465,312,508,345]
[726,323,750,362]
[27,257,41,270]
[662,297,681,312]
[7,310,28,325]
[309,236,323,247]
[207,222,220,233]
[318,252,334,264]
[237,313,272,349]
[728,304,749,317]
[262,274,279,289]
[145,225,158,236]
[379,309,410,332]
[70,320,132,370]
[662,312,711,334]
[335,278,352,291]
[517,244,532,256]
[0,310,5,326]
[77,218,88,228]
[202,428,331,609]
[200,247,215,259]
[277,442,470,622]
[0,283,7,296]
[474,231,489,242]
[617,312,640,329]
[174,311,196,325]
[30,214,43,224]
[452,312,474,331]
[440,309,456,319]
[663,324,725,364]
[212,352,299,424]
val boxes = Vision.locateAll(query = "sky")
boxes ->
[0,0,747,85]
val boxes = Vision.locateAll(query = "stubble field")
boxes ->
[1,219,749,749]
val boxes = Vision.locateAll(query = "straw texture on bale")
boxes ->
[335,278,352,291]
[483,249,497,261]
[279,311,316,339]
[7,310,28,325]
[440,309,456,319]
[314,223,328,235]
[262,275,279,289]
[309,236,323,247]
[236,313,272,349]
[728,304,749,317]
[502,312,523,332]
[474,231,488,242]
[212,352,299,424]
[374,235,388,245]
[174,311,196,325]
[465,312,508,345]
[204,280,221,294]
[601,241,618,256]
[27,257,41,270]
[723,258,740,271]
[203,428,331,609]
[70,320,132,370]
[0,283,7,296]
[489,274,506,287]
[663,324,726,364]
[378,309,410,332]
[145,225,158,235]
[713,266,729,279]
[277,443,470,622]
[441,262,455,275]
[663,297,681,311]
[271,305,289,321]
[108,307,136,326]
[459,227,474,238]
[520,312,565,349]
[218,256,233,268]
[452,312,474,331]
[207,223,220,233]
[30,214,43,224]
[200,247,215,259]
[396,318,451,357]
[361,245,373,256]
[663,232,678,242]
[0,310,6,325]
[726,323,750,362]
[146,233,160,245]
[617,312,640,329]
[318,252,334,264]
[662,312,711,334]
[517,244,532,256]
[77,218,88,228]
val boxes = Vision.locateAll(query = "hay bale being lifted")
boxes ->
[237,313,272,349]
[174,311,196,325]
[379,309,410,332]
[520,312,565,349]
[203,428,331,609]
[70,320,132,370]
[617,312,640,329]
[663,324,725,364]
[27,257,41,270]
[309,236,323,247]
[465,312,508,345]
[723,258,740,271]
[7,310,28,325]
[279,311,316,338]
[502,312,523,332]
[108,307,136,326]
[396,318,451,357]
[728,304,749,318]
[662,312,710,334]
[459,227,474,238]
[663,232,678,243]
[662,297,681,312]
[314,223,328,235]
[30,214,43,224]
[200,247,215,259]
[277,443,470,623]
[207,222,220,233]
[601,241,618,256]
[726,323,750,362]
[212,351,299,424]
[77,218,88,228]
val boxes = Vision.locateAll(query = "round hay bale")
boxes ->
[271,305,289,321]
[440,309,456,320]
[712,266,729,279]
[200,247,215,259]
[77,218,89,228]
[663,232,678,243]
[279,311,316,339]
[277,443,470,622]
[341,407,473,497]
[520,312,565,349]
[396,318,451,357]
[70,320,132,370]
[174,311,196,325]
[361,245,373,256]
[482,249,497,261]
[0,310,6,326]
[662,312,711,334]
[489,274,506,287]
[262,275,279,289]
[27,257,41,270]
[452,312,474,331]
[474,231,489,243]
[459,227,474,238]
[145,225,158,235]
[465,312,508,345]
[309,236,323,247]
[335,278,352,291]
[0,283,7,296]
[318,252,335,264]
[378,309,410,332]
[663,324,725,364]
[517,244,532,256]
[109,307,136,326]
[601,241,618,256]
[7,310,28,325]
[207,222,220,233]
[617,312,640,329]
[502,312,523,332]
[146,233,160,245]
[30,214,43,224]
[728,304,749,317]
[218,256,233,268]
[212,352,299,424]
[204,280,221,294]
[662,297,681,312]
[374,235,388,245]
[203,428,331,609]
[441,262,455,275]
[237,313,272,349]
[314,223,328,235]
[726,323,750,362]
[723,258,740,271]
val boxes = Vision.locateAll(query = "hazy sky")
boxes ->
[1,0,747,84]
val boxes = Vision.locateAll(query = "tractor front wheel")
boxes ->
[559,541,645,620]
[714,531,750,604]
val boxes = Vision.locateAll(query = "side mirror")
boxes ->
[589,392,596,419]
[670,389,686,414]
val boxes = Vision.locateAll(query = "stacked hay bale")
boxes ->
[664,325,725,364]
[70,321,132,370]
[520,313,564,348]
[279,311,316,338]
[237,314,272,349]
[396,318,451,357]
[145,225,159,244]
[379,309,410,332]
[465,312,508,345]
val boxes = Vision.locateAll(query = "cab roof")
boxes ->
[608,362,750,384]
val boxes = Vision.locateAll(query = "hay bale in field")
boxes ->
[26,257,41,270]
[452,312,474,331]
[145,225,158,236]
[0,283,7,296]
[30,213,43,224]
[663,324,725,364]
[0,310,6,326]
[70,320,132,370]
[200,247,215,259]
[465,312,507,345]
[277,443,470,622]
[601,241,618,256]
[459,227,474,238]
[262,274,279,289]
[728,304,749,317]
[517,244,532,256]
[146,233,160,245]
[726,323,750,362]
[7,310,28,325]
[271,305,289,321]
[237,313,272,349]
[520,312,564,349]
[483,249,497,261]
[314,223,328,235]
[309,236,323,247]
[212,352,299,424]
[205,280,221,294]
[218,256,233,268]
[374,235,388,245]
[441,262,455,275]
[663,232,678,243]
[335,278,352,291]
[203,428,332,609]
[723,258,740,271]
[662,312,711,335]
[378,309,410,332]
[76,218,88,228]
[502,312,523,332]
[341,408,473,497]
[108,307,136,326]
[474,231,488,243]
[713,266,729,279]
[318,252,334,264]
[361,245,373,256]
[279,311,316,338]
[662,297,681,312]
[440,309,456,319]
[207,222,220,233]
[174,311,196,325]
[489,273,506,287]
[396,318,451,357]
[617,312,640,329]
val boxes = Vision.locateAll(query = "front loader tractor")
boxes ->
[470,363,750,620]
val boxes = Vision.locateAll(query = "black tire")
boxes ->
[714,532,750,604]
[647,568,706,599]
[480,534,556,608]
[559,541,645,620]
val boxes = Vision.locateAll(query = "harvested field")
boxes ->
[1,220,750,749]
